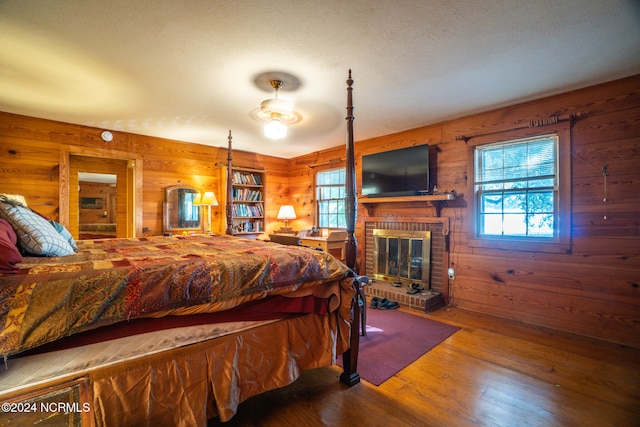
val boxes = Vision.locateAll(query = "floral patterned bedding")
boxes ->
[0,234,353,358]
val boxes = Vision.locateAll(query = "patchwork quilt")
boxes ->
[0,234,353,358]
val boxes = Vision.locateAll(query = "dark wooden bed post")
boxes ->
[344,69,357,273]
[340,69,361,387]
[226,130,234,236]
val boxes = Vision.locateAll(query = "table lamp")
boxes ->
[195,191,218,234]
[277,205,296,233]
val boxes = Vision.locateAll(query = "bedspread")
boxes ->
[0,234,353,358]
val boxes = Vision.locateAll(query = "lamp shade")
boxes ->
[200,191,218,206]
[277,205,296,220]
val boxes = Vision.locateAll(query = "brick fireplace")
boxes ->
[364,219,448,311]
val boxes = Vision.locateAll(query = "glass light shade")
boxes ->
[277,205,296,220]
[264,119,287,140]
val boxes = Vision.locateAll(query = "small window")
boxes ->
[468,123,571,253]
[316,168,346,228]
[475,135,557,239]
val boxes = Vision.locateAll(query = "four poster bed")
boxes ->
[0,72,360,426]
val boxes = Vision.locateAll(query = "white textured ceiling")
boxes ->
[1,1,639,158]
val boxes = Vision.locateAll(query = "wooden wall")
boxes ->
[78,181,116,225]
[1,74,638,348]
[0,115,290,237]
[289,75,640,348]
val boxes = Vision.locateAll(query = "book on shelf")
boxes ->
[233,171,263,186]
[232,203,263,218]
[235,220,264,233]
[232,188,262,201]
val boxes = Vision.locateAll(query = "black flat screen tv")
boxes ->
[361,145,430,197]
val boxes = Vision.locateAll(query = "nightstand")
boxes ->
[299,231,347,261]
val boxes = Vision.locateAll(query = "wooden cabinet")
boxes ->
[230,167,265,237]
[299,231,348,261]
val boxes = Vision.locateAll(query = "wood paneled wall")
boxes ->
[0,116,289,237]
[289,75,640,348]
[78,181,116,224]
[1,74,638,347]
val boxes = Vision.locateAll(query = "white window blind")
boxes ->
[474,135,558,238]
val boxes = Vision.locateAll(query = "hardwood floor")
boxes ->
[209,307,640,426]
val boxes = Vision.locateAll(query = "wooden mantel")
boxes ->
[360,193,457,217]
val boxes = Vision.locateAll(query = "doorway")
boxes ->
[77,172,118,239]
[68,155,135,239]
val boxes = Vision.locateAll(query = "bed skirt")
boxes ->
[0,312,346,426]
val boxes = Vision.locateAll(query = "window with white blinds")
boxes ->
[474,134,558,239]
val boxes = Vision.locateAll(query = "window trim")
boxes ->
[315,167,347,229]
[466,122,572,254]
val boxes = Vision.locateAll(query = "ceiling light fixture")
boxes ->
[253,79,301,140]
[101,130,113,142]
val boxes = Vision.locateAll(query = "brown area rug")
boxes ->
[341,307,459,386]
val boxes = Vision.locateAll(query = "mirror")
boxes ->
[78,172,118,240]
[163,185,202,235]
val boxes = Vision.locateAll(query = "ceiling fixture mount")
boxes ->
[253,79,301,140]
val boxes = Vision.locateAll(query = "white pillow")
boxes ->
[0,203,75,256]
[0,194,28,207]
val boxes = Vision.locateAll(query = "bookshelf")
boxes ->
[230,167,265,237]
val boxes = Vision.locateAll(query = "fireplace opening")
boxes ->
[373,229,431,287]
